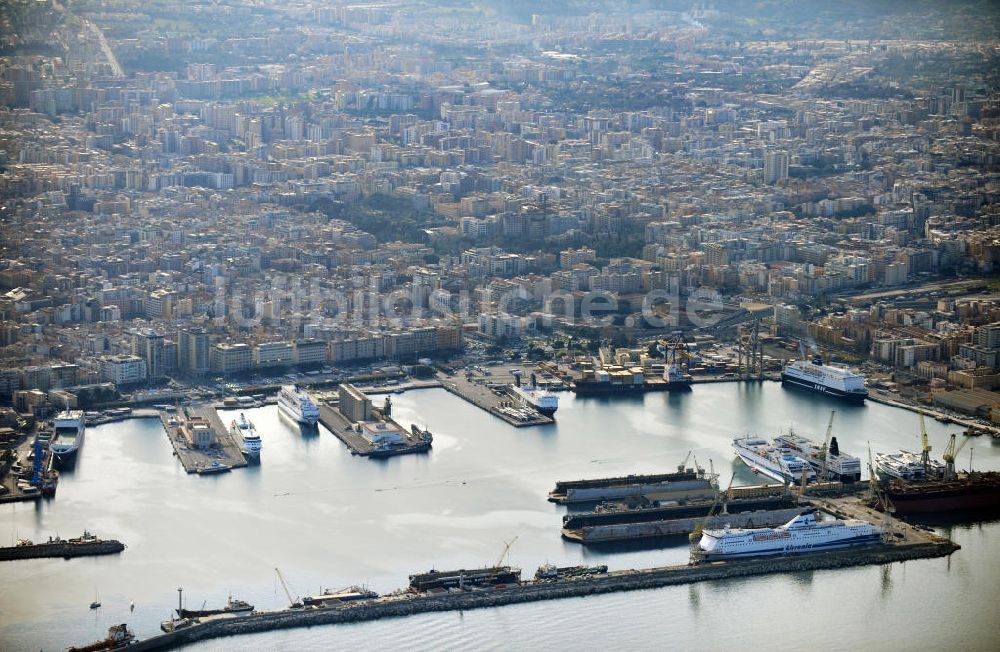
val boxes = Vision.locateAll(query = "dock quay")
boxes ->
[110,535,959,651]
[317,386,432,458]
[160,407,247,475]
[439,373,554,428]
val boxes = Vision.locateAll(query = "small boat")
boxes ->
[89,601,101,609]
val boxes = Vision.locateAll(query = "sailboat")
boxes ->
[90,588,101,609]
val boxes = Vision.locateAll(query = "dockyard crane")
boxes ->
[918,410,932,475]
[941,433,972,481]
[494,537,518,570]
[274,568,300,608]
[817,410,836,482]
[677,450,692,473]
[689,478,732,543]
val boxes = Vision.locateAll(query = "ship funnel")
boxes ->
[830,437,840,457]
[812,354,823,366]
[512,370,522,387]
[530,373,537,388]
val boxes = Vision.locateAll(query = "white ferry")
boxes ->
[509,384,559,416]
[277,385,320,425]
[773,429,862,482]
[230,413,262,460]
[49,410,86,459]
[733,435,817,484]
[781,354,867,403]
[697,509,882,559]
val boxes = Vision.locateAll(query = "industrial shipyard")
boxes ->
[4,0,1000,650]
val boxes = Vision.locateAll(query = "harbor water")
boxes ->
[1,381,999,651]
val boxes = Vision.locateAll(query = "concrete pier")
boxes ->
[440,373,554,428]
[160,407,247,474]
[317,402,432,458]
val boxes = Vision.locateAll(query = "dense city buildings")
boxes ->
[1,0,999,418]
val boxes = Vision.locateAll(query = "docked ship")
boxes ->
[49,410,86,460]
[697,509,881,559]
[534,564,608,580]
[230,413,262,460]
[572,361,691,396]
[773,429,862,482]
[177,595,254,619]
[0,531,125,561]
[781,354,867,403]
[874,451,944,481]
[67,623,136,651]
[301,586,379,607]
[883,472,1000,515]
[733,435,817,484]
[509,372,558,416]
[277,385,320,425]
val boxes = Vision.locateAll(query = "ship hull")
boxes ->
[734,448,797,484]
[781,373,867,403]
[886,484,1000,514]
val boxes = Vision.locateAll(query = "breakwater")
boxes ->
[121,539,957,651]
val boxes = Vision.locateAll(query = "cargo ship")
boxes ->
[733,435,818,484]
[230,413,262,460]
[409,566,521,592]
[177,595,254,619]
[781,354,867,403]
[67,623,136,651]
[0,531,125,561]
[697,509,881,559]
[572,362,691,396]
[773,429,862,482]
[49,410,86,460]
[277,385,320,425]
[547,469,716,504]
[883,472,1000,515]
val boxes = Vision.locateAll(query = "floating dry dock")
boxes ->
[548,470,715,504]
[116,534,959,651]
[0,532,124,561]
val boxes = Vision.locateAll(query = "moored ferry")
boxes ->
[277,385,320,425]
[230,413,262,460]
[49,410,86,459]
[697,509,882,559]
[781,354,867,403]
[733,435,817,484]
[773,429,862,482]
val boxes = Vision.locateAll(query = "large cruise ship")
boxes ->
[230,413,262,460]
[781,354,867,403]
[697,509,882,559]
[277,385,320,425]
[733,435,817,484]
[773,429,862,482]
[49,410,86,459]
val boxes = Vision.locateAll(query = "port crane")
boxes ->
[274,568,301,608]
[658,336,691,374]
[677,450,692,473]
[817,410,836,482]
[494,536,518,569]
[689,477,733,543]
[941,433,972,481]
[918,410,932,475]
